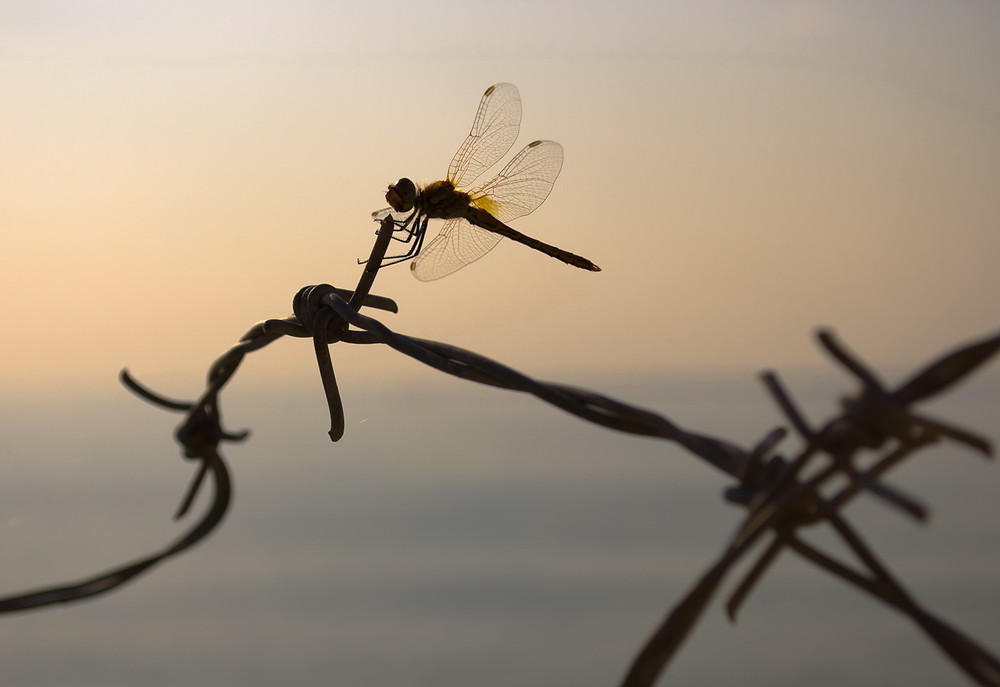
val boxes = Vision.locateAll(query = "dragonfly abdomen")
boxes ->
[463,207,601,272]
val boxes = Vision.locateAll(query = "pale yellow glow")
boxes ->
[2,1,998,394]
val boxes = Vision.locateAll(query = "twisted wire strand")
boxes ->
[321,292,750,477]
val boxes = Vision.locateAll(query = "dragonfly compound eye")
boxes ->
[386,178,417,212]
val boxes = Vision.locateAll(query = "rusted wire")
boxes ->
[0,218,996,687]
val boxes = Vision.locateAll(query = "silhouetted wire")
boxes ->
[0,408,231,612]
[0,215,997,687]
[0,219,398,614]
[618,329,999,687]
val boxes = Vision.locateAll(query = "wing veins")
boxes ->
[446,83,522,189]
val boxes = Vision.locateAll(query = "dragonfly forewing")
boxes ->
[447,83,522,190]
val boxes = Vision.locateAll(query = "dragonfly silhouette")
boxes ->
[374,83,601,281]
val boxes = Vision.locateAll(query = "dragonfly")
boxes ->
[373,82,601,281]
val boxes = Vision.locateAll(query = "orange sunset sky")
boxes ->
[2,1,998,395]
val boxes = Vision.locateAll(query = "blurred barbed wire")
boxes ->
[0,216,997,685]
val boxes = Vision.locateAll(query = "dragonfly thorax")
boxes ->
[415,179,473,220]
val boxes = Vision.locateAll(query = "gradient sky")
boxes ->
[2,0,998,394]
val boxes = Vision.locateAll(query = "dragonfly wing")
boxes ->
[467,140,563,224]
[411,218,503,281]
[447,83,521,190]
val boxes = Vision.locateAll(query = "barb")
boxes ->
[0,378,234,613]
[618,328,999,687]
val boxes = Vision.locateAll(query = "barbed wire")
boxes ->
[0,215,997,685]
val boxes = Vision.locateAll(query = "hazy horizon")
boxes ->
[1,369,998,686]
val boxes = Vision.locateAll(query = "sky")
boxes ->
[1,4,999,685]
[1,0,999,395]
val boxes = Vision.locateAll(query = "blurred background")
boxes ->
[1,1,998,685]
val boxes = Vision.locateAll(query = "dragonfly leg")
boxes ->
[379,215,429,267]
[360,212,423,266]
[387,212,417,242]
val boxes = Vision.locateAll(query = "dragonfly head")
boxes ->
[385,178,417,213]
